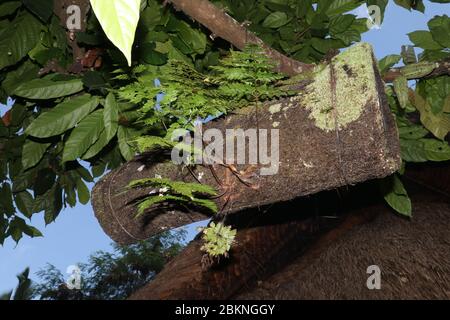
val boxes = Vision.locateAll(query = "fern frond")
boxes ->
[200,222,237,257]
[129,177,218,216]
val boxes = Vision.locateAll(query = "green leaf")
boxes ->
[398,125,429,140]
[380,175,412,217]
[22,0,53,22]
[22,139,51,170]
[10,103,27,127]
[393,76,409,109]
[14,78,84,99]
[2,60,39,95]
[0,1,21,18]
[310,37,344,54]
[401,138,450,162]
[14,191,34,218]
[332,27,361,46]
[82,129,109,159]
[90,0,141,66]
[172,20,207,55]
[0,183,15,215]
[92,162,106,178]
[42,185,62,224]
[323,0,361,16]
[9,218,42,243]
[118,126,139,161]
[63,180,77,208]
[417,76,450,114]
[0,12,42,70]
[26,95,99,138]
[139,43,168,65]
[378,54,401,74]
[103,93,119,141]
[8,221,23,243]
[12,171,32,193]
[423,139,450,161]
[263,12,291,28]
[408,30,443,50]
[76,179,90,205]
[394,0,425,12]
[411,91,450,140]
[329,14,355,35]
[428,15,450,48]
[63,110,105,162]
[82,71,107,90]
[135,194,180,216]
[33,168,56,195]
[22,225,42,238]
[75,166,94,183]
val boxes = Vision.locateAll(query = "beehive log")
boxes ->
[92,43,401,245]
[129,169,450,300]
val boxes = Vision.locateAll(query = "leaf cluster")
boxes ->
[200,222,237,258]
[377,17,450,217]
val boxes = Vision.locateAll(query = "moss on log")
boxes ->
[92,43,401,245]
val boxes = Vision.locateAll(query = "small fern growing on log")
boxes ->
[128,177,218,216]
[211,44,286,101]
[120,45,289,251]
[200,222,237,258]
[117,44,292,152]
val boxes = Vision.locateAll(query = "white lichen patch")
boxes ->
[301,64,333,130]
[300,43,378,131]
[269,103,282,114]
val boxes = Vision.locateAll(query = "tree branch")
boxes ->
[383,59,450,82]
[167,0,314,76]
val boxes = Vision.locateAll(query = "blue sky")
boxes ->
[0,1,448,294]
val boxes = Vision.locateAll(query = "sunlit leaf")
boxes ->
[90,0,141,66]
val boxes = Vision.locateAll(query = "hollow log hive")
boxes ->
[92,43,401,245]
